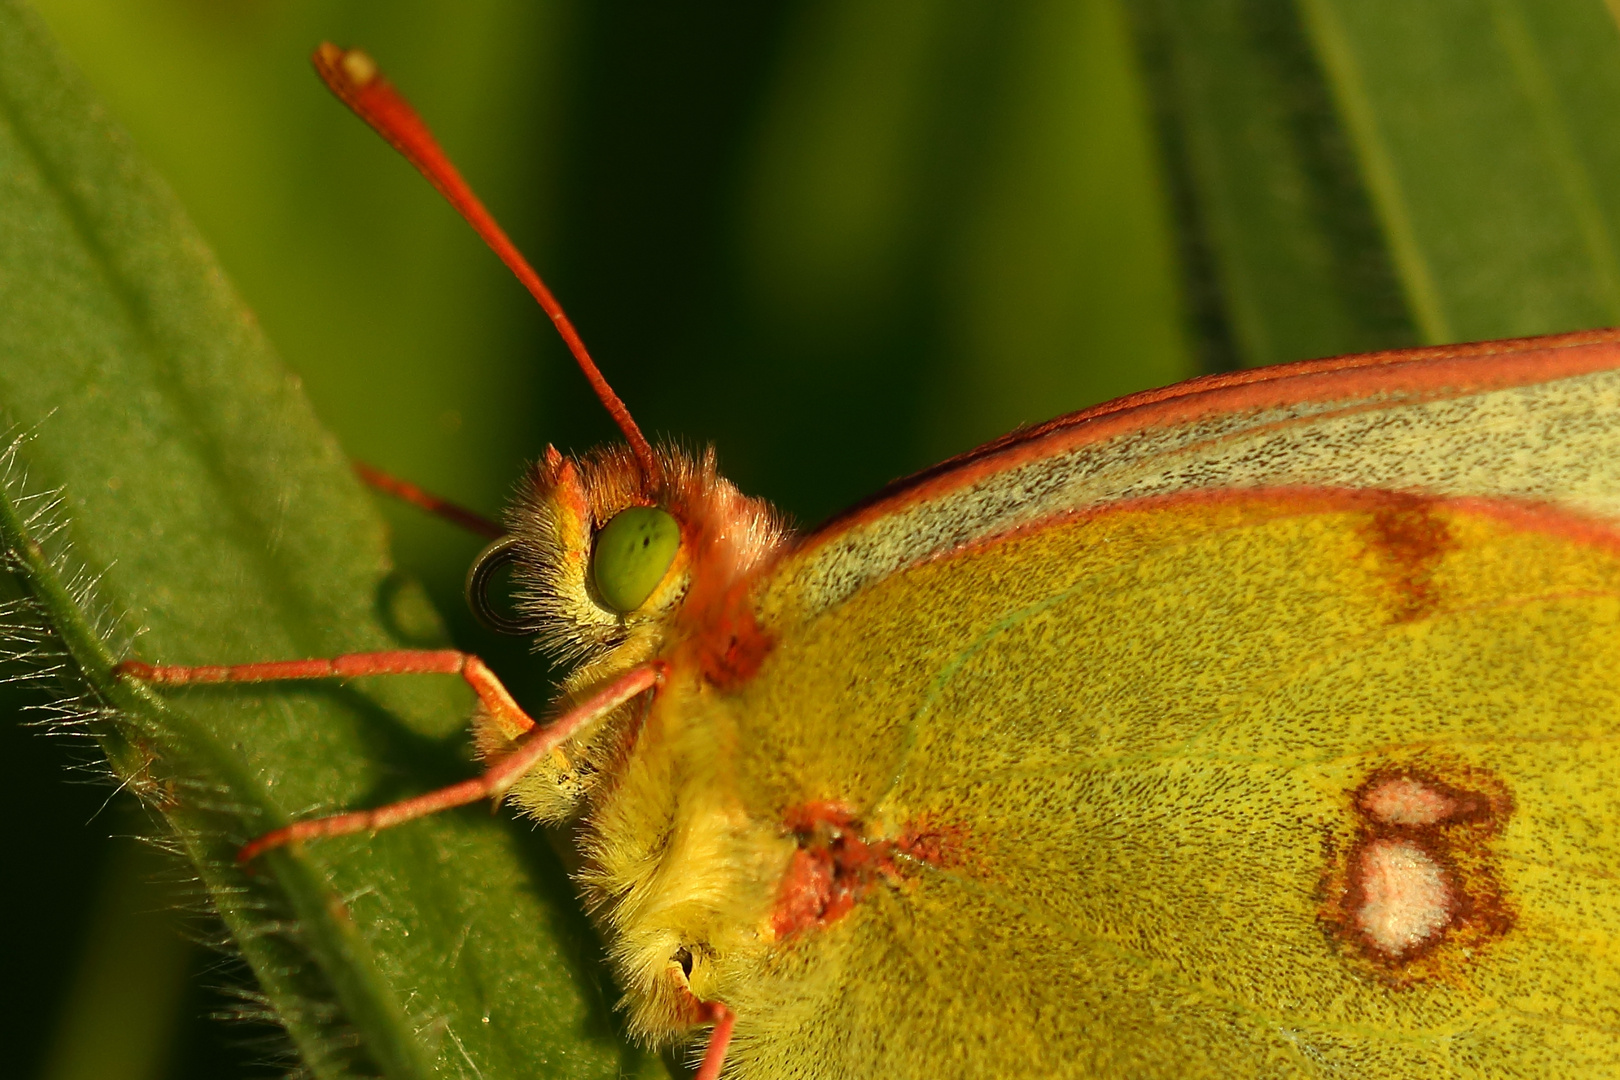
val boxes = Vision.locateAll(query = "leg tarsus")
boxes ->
[118,649,467,686]
[694,1001,735,1080]
[118,649,534,734]
[232,661,665,863]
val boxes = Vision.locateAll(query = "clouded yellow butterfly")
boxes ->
[119,44,1620,1079]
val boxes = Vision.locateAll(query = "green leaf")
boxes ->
[738,0,1197,468]
[1299,0,1620,343]
[0,3,658,1077]
[1138,0,1620,361]
[927,0,1195,450]
[1127,0,1416,367]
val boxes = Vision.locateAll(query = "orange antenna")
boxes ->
[352,461,503,538]
[312,43,657,483]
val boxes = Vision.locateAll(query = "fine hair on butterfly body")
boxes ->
[120,43,1620,1080]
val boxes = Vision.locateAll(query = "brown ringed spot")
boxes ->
[1321,763,1515,985]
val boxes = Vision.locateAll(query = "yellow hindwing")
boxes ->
[682,491,1620,1078]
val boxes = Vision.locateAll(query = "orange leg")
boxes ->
[117,651,664,863]
[693,1002,736,1080]
[352,461,503,539]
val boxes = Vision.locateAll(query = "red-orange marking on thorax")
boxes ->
[769,803,962,940]
[681,517,779,690]
[698,603,774,687]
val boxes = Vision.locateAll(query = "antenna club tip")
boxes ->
[314,42,378,90]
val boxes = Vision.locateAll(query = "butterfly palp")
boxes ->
[593,506,681,612]
[466,535,530,635]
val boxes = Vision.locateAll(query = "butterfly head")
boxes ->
[470,442,789,675]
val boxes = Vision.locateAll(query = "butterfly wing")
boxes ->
[792,329,1620,613]
[716,334,1620,1077]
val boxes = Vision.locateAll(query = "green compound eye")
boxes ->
[592,506,681,613]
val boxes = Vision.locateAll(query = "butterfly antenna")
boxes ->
[312,43,657,484]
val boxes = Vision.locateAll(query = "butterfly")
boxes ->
[118,43,1620,1080]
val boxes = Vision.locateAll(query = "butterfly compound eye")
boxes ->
[593,507,680,613]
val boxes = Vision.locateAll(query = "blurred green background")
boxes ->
[11,0,1620,1077]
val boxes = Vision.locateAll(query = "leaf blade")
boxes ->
[0,3,648,1077]
[1127,0,1416,367]
[1300,0,1620,342]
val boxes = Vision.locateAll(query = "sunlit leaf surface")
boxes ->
[0,3,659,1077]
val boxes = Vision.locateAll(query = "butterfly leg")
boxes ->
[693,1001,736,1080]
[117,651,663,863]
[352,460,503,538]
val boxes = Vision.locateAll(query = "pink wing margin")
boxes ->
[781,328,1620,615]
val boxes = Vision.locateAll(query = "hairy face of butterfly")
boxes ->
[468,443,788,824]
[492,444,697,673]
[487,441,789,678]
